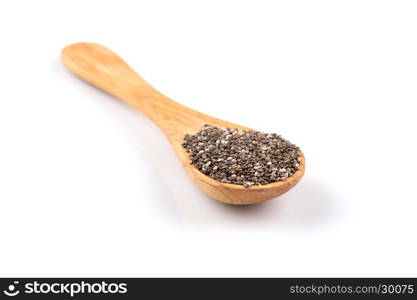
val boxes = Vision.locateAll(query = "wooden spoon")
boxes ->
[61,42,305,205]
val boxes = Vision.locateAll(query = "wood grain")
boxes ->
[61,42,305,205]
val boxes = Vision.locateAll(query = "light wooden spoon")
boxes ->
[61,42,305,205]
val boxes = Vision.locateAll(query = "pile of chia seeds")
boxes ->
[182,125,301,187]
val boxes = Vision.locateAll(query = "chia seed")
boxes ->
[182,125,301,187]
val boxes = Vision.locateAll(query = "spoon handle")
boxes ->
[61,42,176,124]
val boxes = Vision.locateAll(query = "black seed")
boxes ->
[182,125,301,187]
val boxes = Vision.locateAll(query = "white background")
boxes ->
[0,0,416,277]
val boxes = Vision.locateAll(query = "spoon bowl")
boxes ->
[61,42,305,205]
